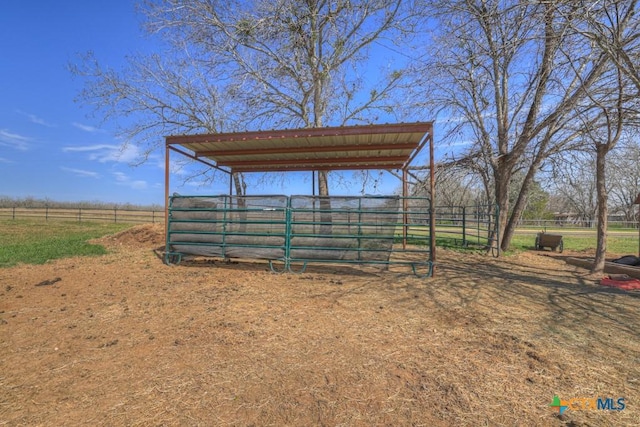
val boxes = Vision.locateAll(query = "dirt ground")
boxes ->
[1,224,639,426]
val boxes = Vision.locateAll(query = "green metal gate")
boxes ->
[165,194,434,277]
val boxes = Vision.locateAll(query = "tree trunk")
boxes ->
[318,170,332,235]
[502,160,542,251]
[233,172,247,197]
[233,172,248,232]
[494,166,512,253]
[592,144,609,273]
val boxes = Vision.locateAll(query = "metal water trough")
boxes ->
[535,232,564,253]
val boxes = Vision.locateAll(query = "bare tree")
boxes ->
[71,42,244,191]
[414,0,616,252]
[548,152,599,228]
[580,0,640,94]
[573,0,640,272]
[73,0,417,205]
[549,140,640,229]
[582,71,628,272]
[434,166,483,207]
[144,0,415,128]
[408,159,484,207]
[609,142,640,222]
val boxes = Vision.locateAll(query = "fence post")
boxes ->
[462,206,466,247]
[78,208,82,222]
[12,206,15,220]
[45,206,48,222]
[477,203,481,246]
[152,210,155,223]
[495,203,501,257]
[114,207,117,223]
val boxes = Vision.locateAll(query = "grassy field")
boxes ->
[1,220,638,268]
[435,225,638,255]
[0,220,132,267]
[509,233,638,255]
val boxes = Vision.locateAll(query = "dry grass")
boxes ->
[1,224,639,426]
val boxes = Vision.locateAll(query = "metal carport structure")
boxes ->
[164,122,436,274]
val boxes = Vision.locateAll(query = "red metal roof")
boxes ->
[165,122,433,173]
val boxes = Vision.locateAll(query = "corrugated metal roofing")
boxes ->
[165,122,433,173]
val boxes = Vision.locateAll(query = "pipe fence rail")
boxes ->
[434,204,500,254]
[516,218,639,229]
[6,205,633,232]
[0,207,164,224]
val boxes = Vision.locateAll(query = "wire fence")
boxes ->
[0,207,164,224]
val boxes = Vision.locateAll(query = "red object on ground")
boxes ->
[600,275,640,290]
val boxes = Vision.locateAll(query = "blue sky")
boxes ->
[0,1,438,206]
[0,1,172,205]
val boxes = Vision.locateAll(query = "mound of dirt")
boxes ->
[94,223,165,249]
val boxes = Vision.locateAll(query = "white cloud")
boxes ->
[63,143,141,164]
[166,158,191,175]
[185,180,211,187]
[63,144,117,152]
[113,171,148,190]
[113,171,128,182]
[131,180,148,190]
[0,129,31,150]
[72,122,104,133]
[61,167,100,179]
[0,157,13,163]
[17,110,55,127]
[445,139,473,148]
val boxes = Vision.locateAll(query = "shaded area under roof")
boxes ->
[165,122,433,173]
